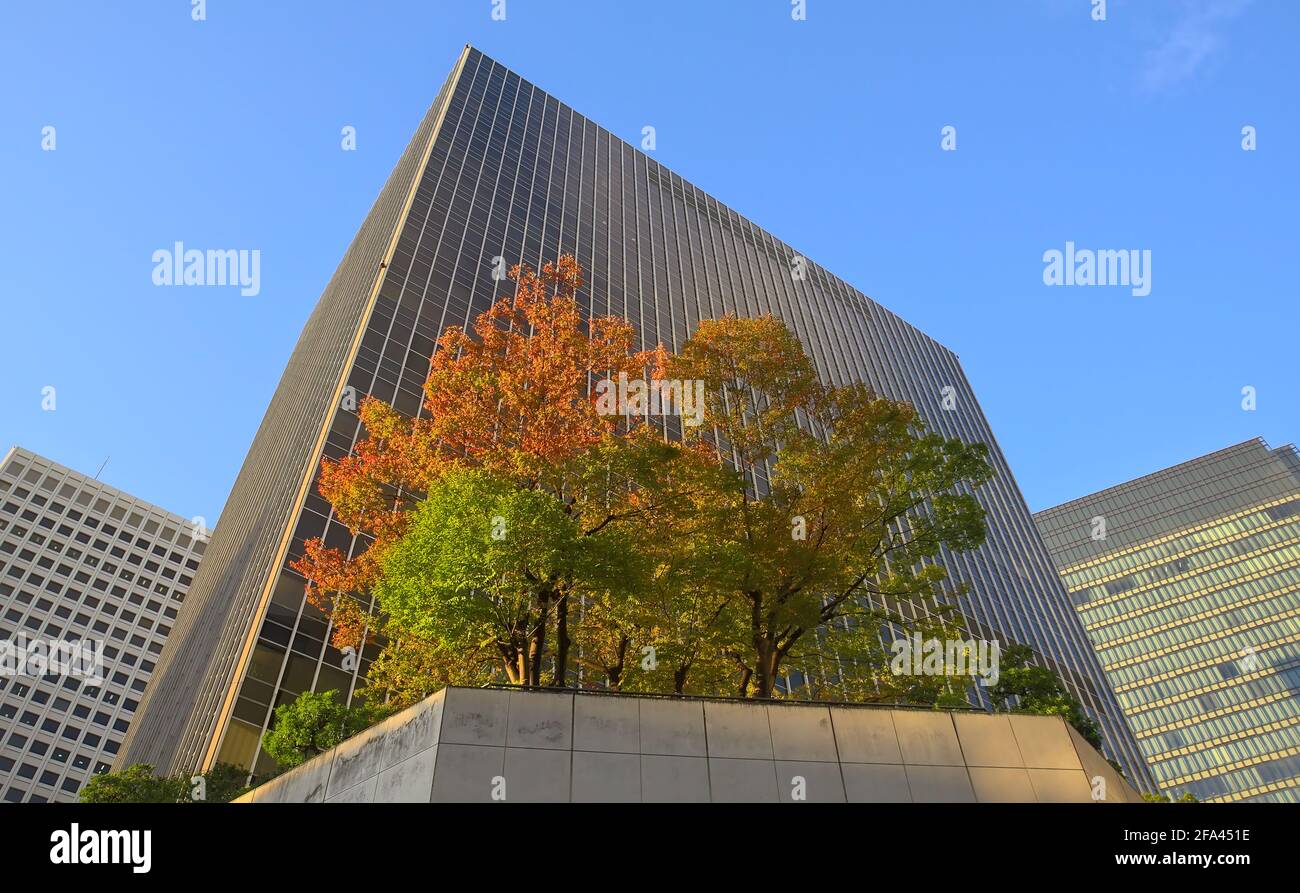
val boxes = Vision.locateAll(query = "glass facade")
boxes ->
[0,446,205,802]
[1035,439,1300,801]
[119,45,1151,789]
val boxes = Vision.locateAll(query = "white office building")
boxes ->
[0,446,207,802]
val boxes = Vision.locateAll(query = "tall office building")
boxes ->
[1034,439,1300,802]
[118,45,1150,788]
[0,446,206,802]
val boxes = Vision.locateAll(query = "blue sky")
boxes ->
[0,0,1295,525]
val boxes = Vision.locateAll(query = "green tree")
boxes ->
[298,257,1001,707]
[261,689,387,770]
[358,619,485,711]
[1142,791,1200,802]
[79,764,185,803]
[791,601,983,707]
[988,642,1104,749]
[663,314,992,698]
[566,436,743,695]
[79,763,250,803]
[375,466,648,687]
[369,313,995,703]
[200,762,254,803]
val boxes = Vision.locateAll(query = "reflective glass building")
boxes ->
[1035,439,1300,801]
[118,45,1151,788]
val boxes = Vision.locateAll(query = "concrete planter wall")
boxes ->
[235,687,1140,803]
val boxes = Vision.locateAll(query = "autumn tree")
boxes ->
[294,255,996,712]
[664,314,993,699]
[291,256,680,689]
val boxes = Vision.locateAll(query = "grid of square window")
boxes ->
[0,446,206,802]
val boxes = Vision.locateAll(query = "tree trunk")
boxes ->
[498,641,522,684]
[606,635,630,690]
[551,589,570,687]
[673,663,690,695]
[749,592,774,698]
[528,596,549,687]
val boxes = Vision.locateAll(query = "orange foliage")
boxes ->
[423,254,655,474]
[290,256,661,649]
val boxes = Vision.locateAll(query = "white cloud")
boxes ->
[1140,0,1252,93]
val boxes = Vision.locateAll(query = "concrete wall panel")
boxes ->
[1027,768,1093,803]
[380,692,444,768]
[430,743,504,803]
[640,755,710,803]
[708,757,779,802]
[252,746,336,803]
[238,688,1120,803]
[969,766,1036,802]
[893,711,964,766]
[502,746,571,802]
[639,698,707,757]
[325,775,377,803]
[905,765,976,802]
[572,751,640,802]
[1011,714,1081,770]
[1067,724,1137,803]
[775,760,846,802]
[842,763,912,802]
[573,694,640,754]
[831,707,902,764]
[769,704,838,762]
[440,688,510,747]
[506,690,573,750]
[374,747,438,803]
[954,713,1024,768]
[703,701,773,759]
